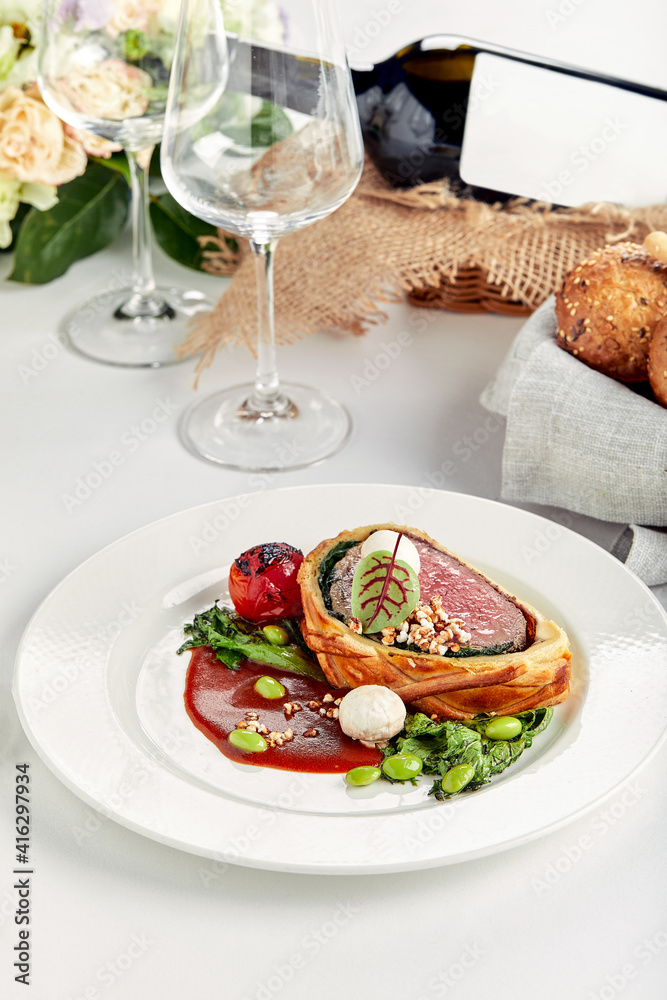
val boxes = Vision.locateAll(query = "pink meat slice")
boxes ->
[411,537,527,650]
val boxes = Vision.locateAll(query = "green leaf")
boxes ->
[220,98,293,148]
[382,709,555,799]
[90,152,131,183]
[250,101,293,147]
[124,29,150,61]
[351,549,420,632]
[8,163,128,284]
[149,144,162,177]
[177,604,327,681]
[149,192,221,272]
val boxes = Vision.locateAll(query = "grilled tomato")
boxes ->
[228,542,304,622]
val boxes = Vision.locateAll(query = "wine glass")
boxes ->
[37,0,217,367]
[160,0,364,470]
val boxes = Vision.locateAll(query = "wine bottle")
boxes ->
[349,35,667,200]
[224,33,667,203]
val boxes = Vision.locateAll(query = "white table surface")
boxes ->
[3,2,667,998]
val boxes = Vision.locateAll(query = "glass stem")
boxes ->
[248,239,292,414]
[117,149,172,320]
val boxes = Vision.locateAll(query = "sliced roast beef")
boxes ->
[328,536,528,652]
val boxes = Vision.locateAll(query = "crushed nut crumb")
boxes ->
[377,595,471,654]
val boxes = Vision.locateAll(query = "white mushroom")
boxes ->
[360,530,420,574]
[337,685,406,743]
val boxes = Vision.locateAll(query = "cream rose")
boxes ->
[64,124,122,158]
[0,86,87,185]
[59,58,152,120]
[106,0,160,37]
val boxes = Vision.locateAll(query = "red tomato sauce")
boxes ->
[184,645,382,773]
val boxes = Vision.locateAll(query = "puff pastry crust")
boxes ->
[297,523,572,720]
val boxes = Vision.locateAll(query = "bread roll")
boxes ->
[648,315,667,408]
[555,242,667,382]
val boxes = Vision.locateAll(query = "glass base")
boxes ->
[60,286,213,367]
[180,382,352,470]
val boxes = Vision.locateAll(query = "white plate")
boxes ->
[12,484,667,873]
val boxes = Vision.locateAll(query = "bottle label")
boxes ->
[460,52,667,207]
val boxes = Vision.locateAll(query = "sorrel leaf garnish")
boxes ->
[351,534,420,632]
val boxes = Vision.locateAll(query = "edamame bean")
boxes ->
[262,625,290,646]
[382,753,423,781]
[484,716,522,741]
[229,729,267,753]
[253,675,286,699]
[441,764,475,794]
[344,766,382,787]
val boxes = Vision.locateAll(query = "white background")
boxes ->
[2,2,667,999]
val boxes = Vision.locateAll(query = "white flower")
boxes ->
[20,181,57,210]
[0,0,40,21]
[0,0,40,87]
[0,24,20,80]
[0,176,54,247]
[0,174,20,246]
[219,0,284,45]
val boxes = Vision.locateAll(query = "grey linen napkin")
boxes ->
[480,296,667,586]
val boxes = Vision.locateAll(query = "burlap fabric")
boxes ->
[183,157,667,377]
